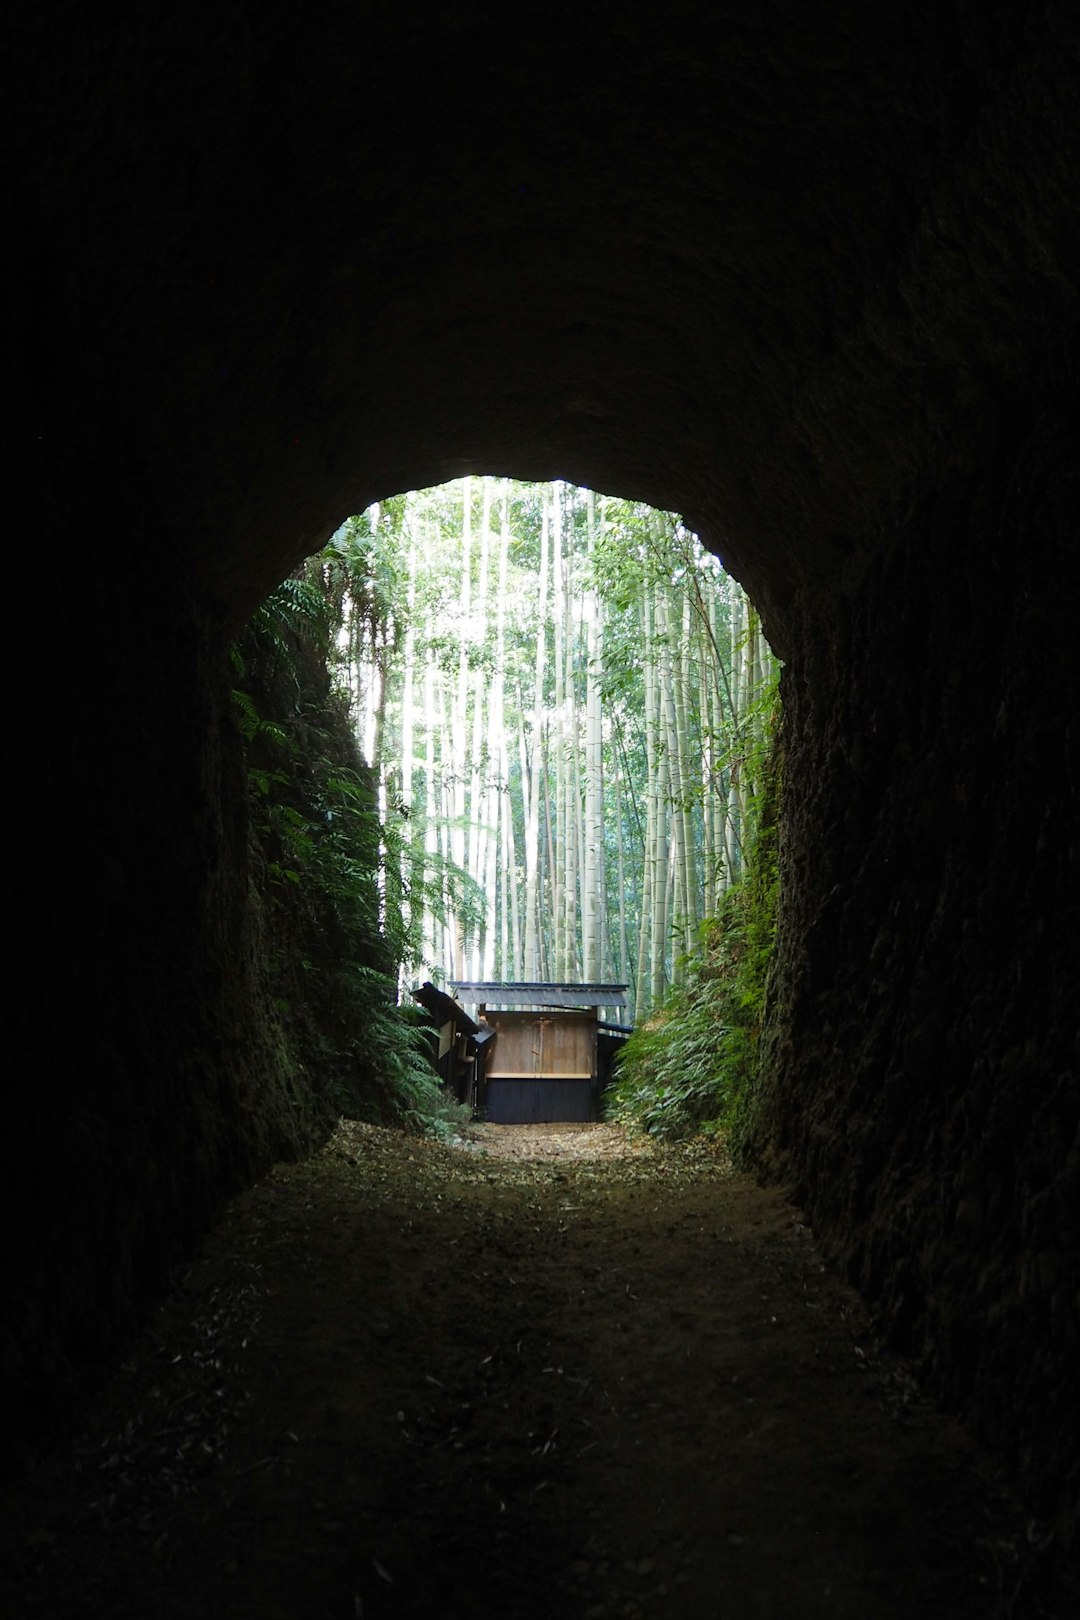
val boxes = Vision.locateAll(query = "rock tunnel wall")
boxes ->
[747,399,1080,1541]
[8,444,330,1462]
[5,0,1078,1546]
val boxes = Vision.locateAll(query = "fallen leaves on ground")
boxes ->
[2,1121,1073,1620]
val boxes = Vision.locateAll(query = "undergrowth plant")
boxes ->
[231,573,472,1132]
[361,979,472,1137]
[606,696,781,1140]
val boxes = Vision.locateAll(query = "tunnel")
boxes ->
[7,0,1078,1554]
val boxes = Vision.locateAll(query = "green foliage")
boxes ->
[391,838,487,973]
[345,969,452,1123]
[231,569,470,1132]
[606,716,781,1139]
[231,577,332,680]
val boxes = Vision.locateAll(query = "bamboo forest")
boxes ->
[317,477,777,1019]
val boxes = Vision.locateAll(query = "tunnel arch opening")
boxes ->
[8,0,1078,1554]
[239,472,778,1137]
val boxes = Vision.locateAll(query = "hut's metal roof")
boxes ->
[452,981,628,1010]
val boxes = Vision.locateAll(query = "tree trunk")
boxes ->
[675,591,698,947]
[523,491,549,979]
[583,488,604,983]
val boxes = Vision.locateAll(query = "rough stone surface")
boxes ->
[747,402,1080,1541]
[5,0,1078,1546]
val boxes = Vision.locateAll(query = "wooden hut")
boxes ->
[452,982,628,1124]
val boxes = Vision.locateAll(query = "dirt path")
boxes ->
[3,1122,1073,1618]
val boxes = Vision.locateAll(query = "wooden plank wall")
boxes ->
[484,1012,594,1080]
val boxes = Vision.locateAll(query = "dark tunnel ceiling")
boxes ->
[17,3,1074,640]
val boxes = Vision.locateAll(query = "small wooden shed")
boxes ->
[452,982,628,1124]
